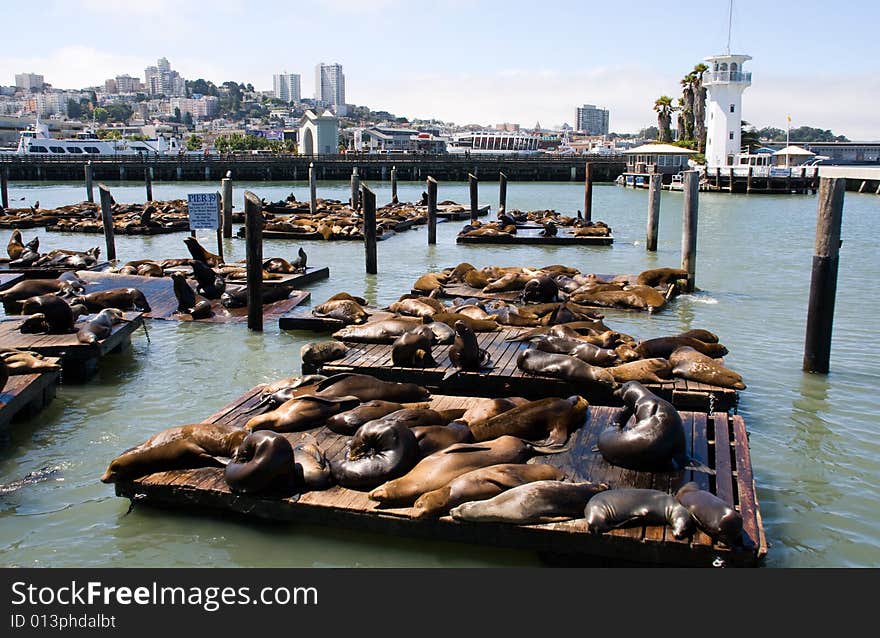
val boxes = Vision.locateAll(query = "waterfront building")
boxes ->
[299,109,339,155]
[623,143,698,178]
[703,53,752,168]
[356,126,446,153]
[314,63,346,116]
[576,105,610,136]
[15,73,44,92]
[273,72,301,103]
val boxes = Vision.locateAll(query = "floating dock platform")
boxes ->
[113,388,765,567]
[457,228,613,246]
[0,359,61,430]
[279,308,395,332]
[0,260,109,279]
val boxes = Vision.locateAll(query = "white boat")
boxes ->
[446,131,541,155]
[9,117,183,156]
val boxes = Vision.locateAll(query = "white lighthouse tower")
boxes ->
[703,53,752,169]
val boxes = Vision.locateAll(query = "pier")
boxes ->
[0,359,61,431]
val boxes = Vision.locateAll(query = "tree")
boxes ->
[676,98,687,141]
[639,126,659,140]
[680,72,696,141]
[187,78,218,97]
[691,63,709,152]
[96,129,121,139]
[173,107,181,123]
[67,99,82,119]
[182,112,194,129]
[187,134,203,151]
[653,96,675,143]
[93,107,109,123]
[105,103,132,123]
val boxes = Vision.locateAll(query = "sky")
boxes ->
[2,0,877,138]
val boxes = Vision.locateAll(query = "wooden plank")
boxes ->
[0,360,61,429]
[731,415,761,551]
[712,413,735,507]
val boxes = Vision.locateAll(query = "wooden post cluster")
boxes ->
[803,178,845,374]
[350,167,360,210]
[391,166,398,204]
[468,173,479,222]
[583,162,593,222]
[427,176,438,245]
[97,183,117,261]
[309,162,317,215]
[646,173,662,252]
[499,172,508,214]
[221,175,233,239]
[85,161,94,203]
[680,171,699,292]
[362,184,378,274]
[0,168,8,209]
[145,167,153,201]
[244,191,263,332]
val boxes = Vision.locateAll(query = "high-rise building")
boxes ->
[15,73,44,91]
[575,104,610,135]
[115,74,141,94]
[314,63,346,116]
[104,78,117,94]
[145,58,186,97]
[273,72,301,103]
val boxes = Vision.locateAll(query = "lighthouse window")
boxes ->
[730,104,736,113]
[729,132,735,140]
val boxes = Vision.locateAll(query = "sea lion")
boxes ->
[7,230,24,260]
[313,373,430,403]
[189,300,214,319]
[369,436,565,506]
[607,358,673,384]
[331,421,420,490]
[19,295,76,334]
[313,299,369,324]
[597,381,707,472]
[244,394,360,432]
[372,408,450,430]
[635,336,728,359]
[325,400,406,436]
[429,313,499,332]
[388,298,439,318]
[0,358,7,392]
[332,318,424,343]
[483,272,530,293]
[76,308,127,345]
[636,268,689,288]
[466,396,587,447]
[220,285,293,308]
[453,304,496,322]
[323,292,367,306]
[413,272,446,293]
[171,272,197,313]
[190,260,225,299]
[676,329,719,343]
[412,463,563,519]
[449,320,491,370]
[530,335,618,366]
[539,221,558,238]
[70,288,151,313]
[410,422,474,457]
[517,349,617,390]
[183,236,222,267]
[0,279,83,305]
[585,488,695,539]
[391,325,437,367]
[300,340,347,367]
[290,247,307,271]
[293,440,333,490]
[669,346,746,390]
[224,431,295,494]
[456,397,528,425]
[101,423,246,484]
[521,275,559,304]
[0,349,62,374]
[676,482,743,546]
[450,480,608,524]
[263,257,296,274]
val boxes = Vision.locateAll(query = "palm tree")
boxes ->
[676,98,687,141]
[691,63,709,152]
[680,73,696,141]
[654,96,675,143]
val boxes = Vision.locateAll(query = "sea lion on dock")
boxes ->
[539,221,558,238]
[100,423,247,483]
[314,372,430,403]
[676,329,719,343]
[516,349,617,390]
[392,325,437,367]
[291,247,307,271]
[244,394,360,433]
[388,298,439,318]
[70,288,151,313]
[482,272,531,293]
[456,397,528,425]
[449,320,491,370]
[676,482,743,546]
[585,488,695,539]
[410,422,473,457]
[369,436,564,506]
[530,335,618,366]
[333,318,454,344]
[450,480,608,524]
[325,400,407,436]
[220,284,293,309]
[669,346,746,390]
[636,268,689,288]
[635,336,728,359]
[466,396,588,447]
[300,340,347,367]
[76,308,127,345]
[412,463,563,519]
[607,358,673,384]
[263,257,296,274]
[224,431,295,494]
[413,272,446,293]
[371,408,451,430]
[183,236,222,267]
[313,299,369,324]
[521,275,559,304]
[19,295,76,334]
[190,260,225,299]
[171,272,197,313]
[0,278,83,306]
[7,230,25,260]
[597,381,708,473]
[0,349,61,374]
[293,439,333,490]
[323,292,367,306]
[429,312,499,332]
[331,421,420,490]
[188,300,214,319]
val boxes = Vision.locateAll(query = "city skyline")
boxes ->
[0,0,877,137]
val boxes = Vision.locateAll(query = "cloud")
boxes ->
[1,47,147,89]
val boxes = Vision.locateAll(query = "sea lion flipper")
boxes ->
[442,445,492,454]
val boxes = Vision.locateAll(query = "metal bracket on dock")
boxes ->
[124,493,147,516]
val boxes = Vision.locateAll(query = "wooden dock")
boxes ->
[0,260,109,279]
[279,308,395,332]
[0,313,143,381]
[0,359,61,430]
[457,228,614,246]
[314,328,738,412]
[437,204,491,221]
[74,270,317,325]
[113,388,765,567]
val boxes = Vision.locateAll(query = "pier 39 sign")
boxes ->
[187,193,220,230]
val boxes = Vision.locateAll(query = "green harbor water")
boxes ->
[0,178,877,568]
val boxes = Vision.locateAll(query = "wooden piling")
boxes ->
[391,166,398,204]
[715,167,721,189]
[468,173,479,223]
[309,162,317,215]
[215,191,224,264]
[362,184,378,274]
[427,176,438,245]
[583,162,593,222]
[244,191,263,332]
[646,173,662,252]
[350,167,360,210]
[221,176,233,239]
[85,161,94,203]
[728,167,735,193]
[499,172,508,213]
[803,178,845,374]
[680,171,699,292]
[145,167,153,201]
[97,183,117,261]
[0,168,8,209]
[746,166,753,193]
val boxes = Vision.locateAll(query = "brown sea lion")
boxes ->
[636,267,688,288]
[521,275,559,304]
[331,420,420,490]
[530,335,618,366]
[7,230,25,260]
[413,272,446,293]
[466,396,588,447]
[391,326,437,367]
[388,298,438,318]
[313,373,430,403]
[676,482,743,546]
[412,463,563,519]
[324,400,407,436]
[300,340,347,367]
[676,329,719,343]
[585,488,695,539]
[244,394,360,432]
[607,358,673,384]
[429,313,499,332]
[293,440,333,490]
[0,350,62,374]
[517,349,617,390]
[19,295,76,334]
[456,397,529,425]
[451,305,494,322]
[189,300,214,319]
[635,336,728,359]
[483,272,530,293]
[224,431,295,494]
[332,318,423,343]
[101,423,246,483]
[183,236,222,267]
[323,292,367,306]
[0,279,83,305]
[463,269,491,289]
[190,260,225,299]
[669,346,746,390]
[313,299,369,324]
[76,308,127,345]
[449,480,608,524]
[70,288,151,313]
[449,320,491,370]
[410,422,474,457]
[170,272,197,313]
[447,263,477,283]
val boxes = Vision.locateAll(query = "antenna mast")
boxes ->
[726,0,734,54]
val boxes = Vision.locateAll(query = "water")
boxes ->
[1,179,878,568]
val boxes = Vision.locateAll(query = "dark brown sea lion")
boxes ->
[100,423,247,483]
[0,279,83,305]
[676,482,743,546]
[391,325,437,367]
[71,288,151,313]
[676,329,719,343]
[530,335,617,366]
[76,308,127,345]
[220,285,293,309]
[290,247,307,271]
[466,396,588,447]
[449,320,491,370]
[300,340,347,367]
[449,480,608,524]
[597,381,708,472]
[669,346,746,390]
[183,236,222,267]
[585,488,695,539]
[521,275,559,304]
[224,431,295,494]
[636,268,689,287]
[517,349,617,390]
[635,336,728,359]
[607,358,673,384]
[7,230,24,260]
[373,408,450,429]
[190,259,225,299]
[19,295,75,334]
[189,300,214,319]
[293,440,333,490]
[412,463,563,519]
[331,421,420,490]
[171,272,197,313]
[368,436,565,506]
[313,299,369,324]
[325,400,407,435]
[313,373,430,403]
[244,394,360,432]
[410,422,473,457]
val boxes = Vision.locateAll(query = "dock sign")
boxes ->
[187,193,220,230]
